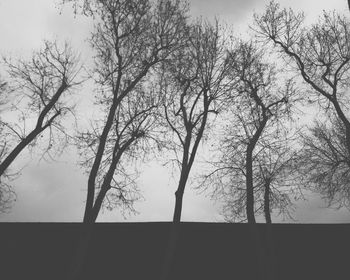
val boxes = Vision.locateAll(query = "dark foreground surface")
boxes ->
[0,222,349,280]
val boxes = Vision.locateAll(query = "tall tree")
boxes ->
[161,19,229,223]
[61,2,188,279]
[0,41,80,211]
[225,41,293,223]
[213,40,296,280]
[158,19,229,280]
[254,1,350,208]
[74,0,188,224]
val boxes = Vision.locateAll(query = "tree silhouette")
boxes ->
[197,41,295,279]
[160,19,229,223]
[255,2,350,151]
[0,41,80,211]
[157,19,230,280]
[221,41,293,223]
[254,1,350,208]
[73,0,189,224]
[60,2,189,279]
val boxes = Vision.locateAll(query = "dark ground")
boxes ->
[0,222,349,280]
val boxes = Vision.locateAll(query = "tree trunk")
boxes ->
[173,189,184,223]
[245,117,268,224]
[172,163,190,223]
[89,186,109,224]
[264,181,272,224]
[83,98,119,223]
[0,128,42,177]
[246,150,256,224]
[0,83,66,178]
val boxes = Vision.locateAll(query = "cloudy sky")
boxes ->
[0,0,349,223]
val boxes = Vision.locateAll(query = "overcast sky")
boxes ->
[0,0,350,223]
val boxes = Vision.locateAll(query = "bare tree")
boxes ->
[77,84,162,221]
[227,41,293,223]
[254,1,350,210]
[59,2,189,279]
[206,136,301,224]
[72,0,189,224]
[201,124,301,280]
[160,19,230,223]
[157,18,230,280]
[195,39,297,280]
[0,41,80,211]
[297,115,350,208]
[254,1,350,153]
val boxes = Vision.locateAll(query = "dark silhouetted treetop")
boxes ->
[74,0,189,224]
[160,19,230,223]
[254,1,350,212]
[0,40,81,212]
[199,40,299,223]
[254,1,350,152]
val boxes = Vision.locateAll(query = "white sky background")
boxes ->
[0,0,350,223]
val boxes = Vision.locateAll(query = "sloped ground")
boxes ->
[0,222,349,280]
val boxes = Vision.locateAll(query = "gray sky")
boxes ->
[0,0,350,223]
